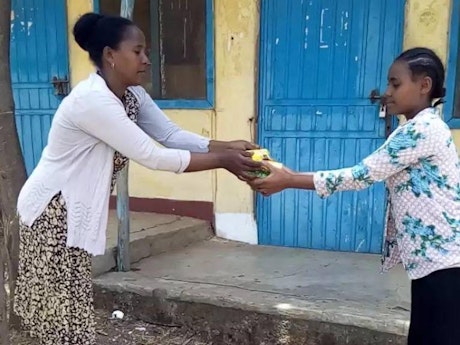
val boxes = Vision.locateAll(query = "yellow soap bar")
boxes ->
[247,149,272,162]
[247,149,282,178]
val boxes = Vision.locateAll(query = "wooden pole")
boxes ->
[117,0,135,272]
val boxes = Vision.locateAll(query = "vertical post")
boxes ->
[121,0,135,20]
[150,0,161,98]
[117,0,135,272]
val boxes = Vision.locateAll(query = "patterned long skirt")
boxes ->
[14,193,95,345]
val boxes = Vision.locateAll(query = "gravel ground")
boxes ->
[10,309,212,345]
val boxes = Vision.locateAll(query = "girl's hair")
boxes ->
[73,12,134,68]
[396,47,446,107]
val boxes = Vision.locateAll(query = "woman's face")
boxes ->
[111,25,151,86]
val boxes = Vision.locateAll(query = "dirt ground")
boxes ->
[10,309,211,345]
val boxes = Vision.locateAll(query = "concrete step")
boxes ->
[93,240,409,345]
[92,211,213,277]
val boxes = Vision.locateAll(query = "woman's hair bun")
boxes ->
[73,13,104,51]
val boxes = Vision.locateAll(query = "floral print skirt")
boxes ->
[14,193,95,345]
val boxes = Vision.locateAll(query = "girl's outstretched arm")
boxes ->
[249,112,445,197]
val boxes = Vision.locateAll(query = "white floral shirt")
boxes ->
[313,107,460,280]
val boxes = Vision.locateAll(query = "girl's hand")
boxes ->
[248,161,293,196]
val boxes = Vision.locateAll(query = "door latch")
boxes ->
[369,89,386,118]
[369,89,381,104]
[51,76,70,96]
[369,88,391,137]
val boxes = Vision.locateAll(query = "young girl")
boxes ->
[249,47,460,344]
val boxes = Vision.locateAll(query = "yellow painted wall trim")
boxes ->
[67,0,95,86]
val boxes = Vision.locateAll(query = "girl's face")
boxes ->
[383,60,433,118]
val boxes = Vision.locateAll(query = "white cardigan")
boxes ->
[17,73,210,255]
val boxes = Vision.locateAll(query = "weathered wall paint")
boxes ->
[66,0,94,85]
[214,0,259,215]
[128,110,215,202]
[212,0,260,241]
[403,0,458,146]
[404,0,451,58]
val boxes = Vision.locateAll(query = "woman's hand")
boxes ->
[219,149,262,180]
[209,140,259,152]
[226,140,259,151]
[247,161,294,196]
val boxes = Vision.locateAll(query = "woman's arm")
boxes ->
[136,88,210,152]
[135,88,258,152]
[185,150,261,180]
[73,91,261,178]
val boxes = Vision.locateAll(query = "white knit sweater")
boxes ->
[17,73,209,255]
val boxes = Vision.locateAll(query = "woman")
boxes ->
[14,12,260,345]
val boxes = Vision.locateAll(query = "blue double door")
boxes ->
[257,0,405,253]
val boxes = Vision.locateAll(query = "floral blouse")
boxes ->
[313,107,460,280]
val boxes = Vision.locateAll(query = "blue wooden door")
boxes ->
[10,0,70,175]
[257,0,405,253]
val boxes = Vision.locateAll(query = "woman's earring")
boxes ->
[111,62,115,69]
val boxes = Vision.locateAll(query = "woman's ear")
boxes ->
[102,46,115,68]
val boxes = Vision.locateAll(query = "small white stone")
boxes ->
[111,310,124,319]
